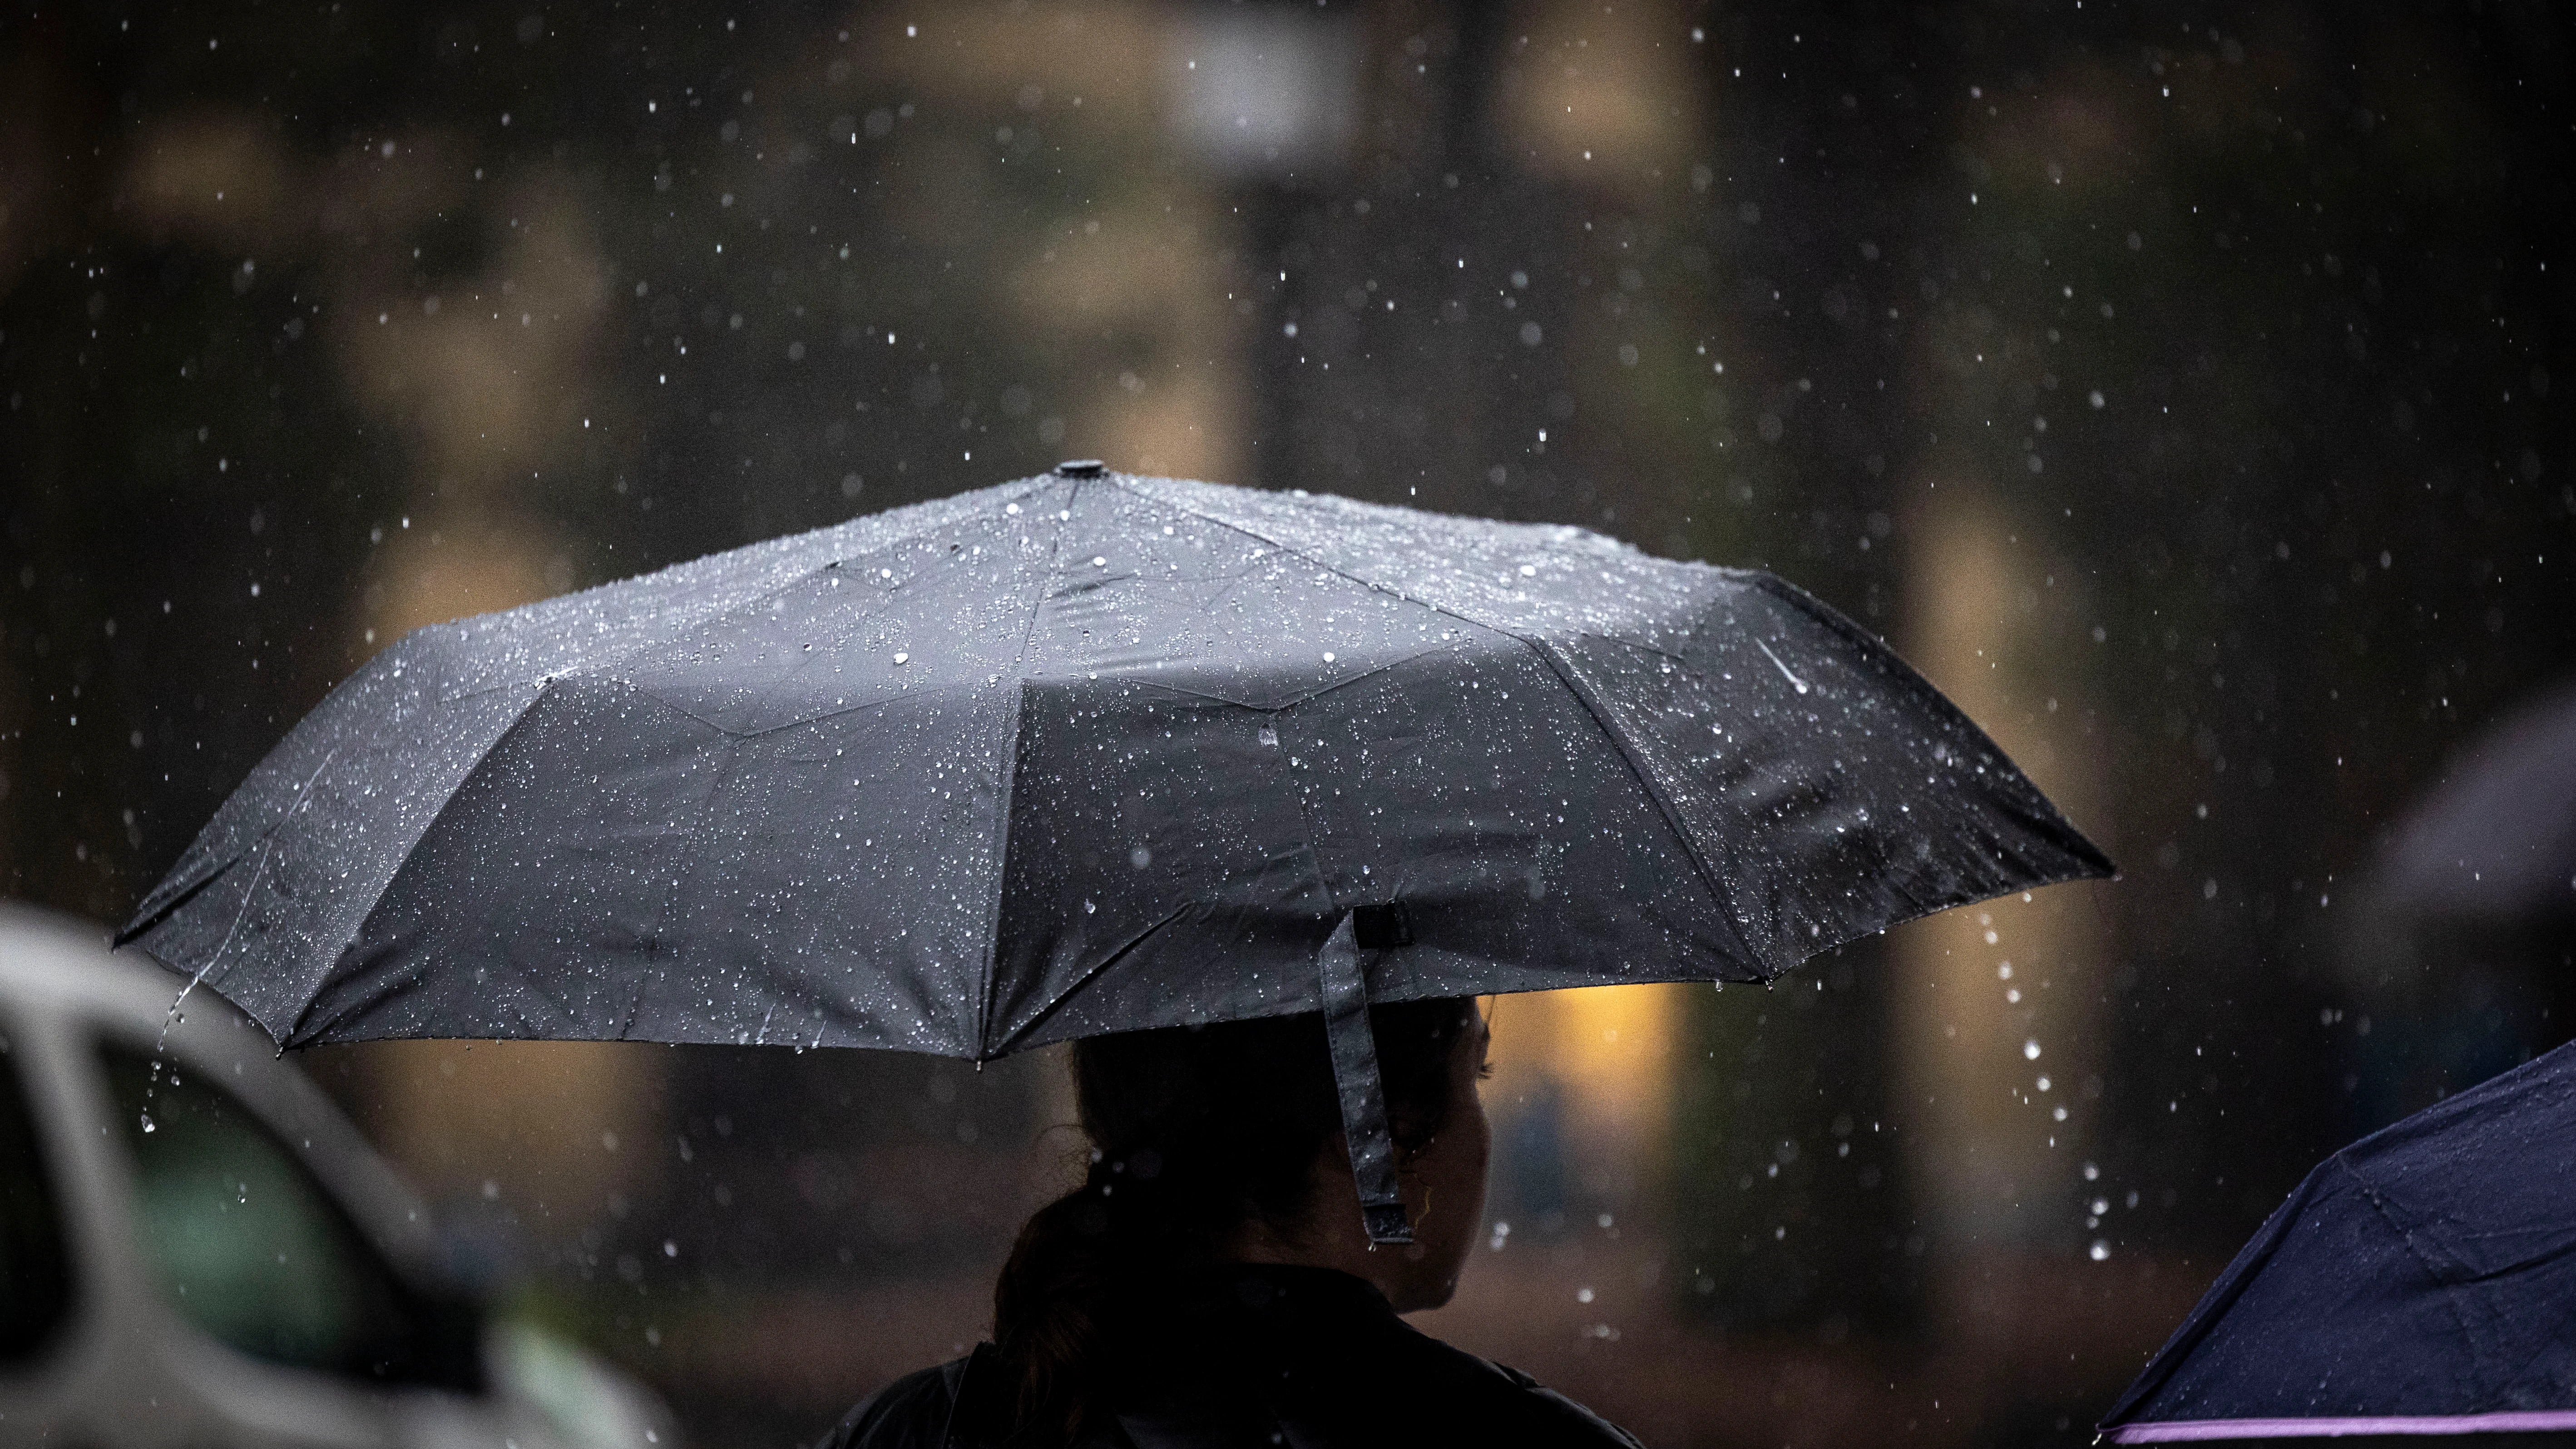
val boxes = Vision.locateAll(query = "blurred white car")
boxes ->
[0,903,674,1449]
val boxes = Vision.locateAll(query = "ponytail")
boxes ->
[988,1163,1123,1440]
[989,999,1473,1444]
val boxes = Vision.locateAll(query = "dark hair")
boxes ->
[989,998,1476,1444]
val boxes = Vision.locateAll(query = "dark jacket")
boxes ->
[816,1264,1645,1449]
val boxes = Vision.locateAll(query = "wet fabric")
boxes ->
[2101,1038,2576,1443]
[122,470,2109,1053]
[813,1263,1644,1449]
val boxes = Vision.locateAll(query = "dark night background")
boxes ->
[4,2,2570,1444]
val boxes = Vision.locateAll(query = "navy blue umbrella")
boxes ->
[2101,1039,2576,1443]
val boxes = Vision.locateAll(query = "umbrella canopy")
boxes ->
[123,466,2108,1239]
[2100,1039,2576,1443]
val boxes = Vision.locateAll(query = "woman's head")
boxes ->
[990,997,1488,1439]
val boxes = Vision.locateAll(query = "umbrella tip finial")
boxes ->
[1055,459,1106,478]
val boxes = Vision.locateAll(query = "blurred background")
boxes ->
[3,0,2570,1444]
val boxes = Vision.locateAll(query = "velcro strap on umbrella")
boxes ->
[1318,910,1413,1246]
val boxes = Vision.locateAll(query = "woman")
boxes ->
[819,997,1643,1448]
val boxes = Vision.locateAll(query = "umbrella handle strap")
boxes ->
[1318,910,1414,1246]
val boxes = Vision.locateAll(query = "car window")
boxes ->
[0,1029,73,1363]
[100,1044,481,1391]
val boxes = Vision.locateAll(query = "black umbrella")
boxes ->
[122,465,2108,1241]
[2099,1038,2576,1444]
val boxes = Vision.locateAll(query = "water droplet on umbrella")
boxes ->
[893,652,909,665]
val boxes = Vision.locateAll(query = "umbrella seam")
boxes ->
[121,741,337,951]
[1108,475,1583,643]
[122,731,360,936]
[974,477,1076,1058]
[115,854,237,954]
[288,676,706,1048]
[2348,1161,2500,1395]
[988,480,1362,1052]
[1521,634,1773,967]
[973,678,1035,1060]
[271,479,1053,1051]
[1099,647,1447,713]
[2098,1167,2323,1429]
[1104,475,1753,947]
[1745,573,2113,876]
[617,723,749,1045]
[595,678,968,740]
[989,901,1197,1053]
[281,682,559,1047]
[447,480,1063,712]
[127,625,463,932]
[1104,476,1515,959]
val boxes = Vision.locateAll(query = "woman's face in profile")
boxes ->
[1385,1002,1493,1313]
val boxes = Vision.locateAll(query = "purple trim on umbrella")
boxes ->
[2107,1410,2576,1441]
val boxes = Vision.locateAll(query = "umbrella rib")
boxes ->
[1114,648,1442,713]
[456,480,1064,711]
[2345,1158,2497,1370]
[1520,638,1756,958]
[616,725,748,1045]
[122,737,349,942]
[278,682,567,1048]
[116,852,237,949]
[1108,478,1748,945]
[2098,1165,2329,1431]
[297,485,1066,1052]
[989,901,1196,1054]
[972,479,1077,1058]
[1109,478,1506,636]
[592,680,916,741]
